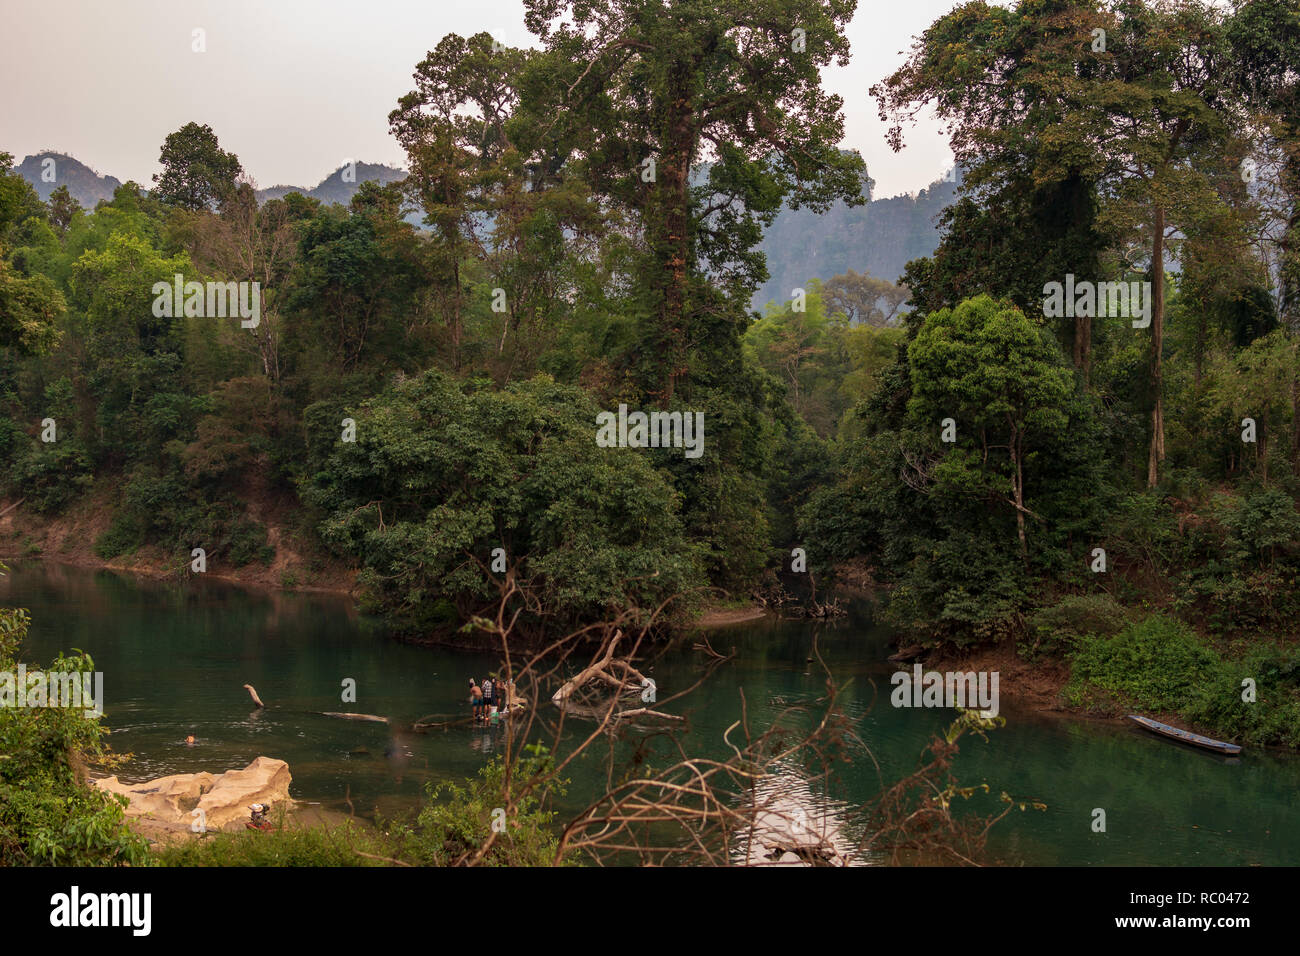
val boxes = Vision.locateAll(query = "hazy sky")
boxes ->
[2,0,960,199]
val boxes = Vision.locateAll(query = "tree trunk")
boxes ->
[653,80,695,404]
[1011,423,1027,565]
[1073,313,1092,386]
[1147,206,1166,488]
[1292,371,1299,478]
[1259,414,1269,485]
[451,258,463,373]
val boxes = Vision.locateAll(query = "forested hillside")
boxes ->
[752,172,959,309]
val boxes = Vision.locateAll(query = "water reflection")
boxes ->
[733,761,867,866]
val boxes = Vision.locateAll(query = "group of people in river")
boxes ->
[469,674,513,722]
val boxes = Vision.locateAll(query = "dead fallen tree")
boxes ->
[551,631,682,723]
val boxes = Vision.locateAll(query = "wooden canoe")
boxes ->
[1127,715,1242,754]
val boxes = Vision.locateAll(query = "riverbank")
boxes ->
[2,496,779,633]
[920,628,1298,752]
[0,490,356,595]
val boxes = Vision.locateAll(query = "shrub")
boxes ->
[13,440,94,514]
[390,747,572,867]
[0,570,149,866]
[1066,615,1217,713]
[1021,593,1128,660]
[1066,613,1300,746]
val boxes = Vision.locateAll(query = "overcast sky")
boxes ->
[2,0,962,199]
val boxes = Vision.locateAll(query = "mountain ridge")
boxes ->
[12,150,958,303]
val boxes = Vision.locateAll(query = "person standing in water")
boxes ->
[469,678,483,721]
[482,675,495,718]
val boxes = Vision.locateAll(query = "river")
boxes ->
[3,561,1294,865]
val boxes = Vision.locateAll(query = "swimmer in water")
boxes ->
[185,735,196,746]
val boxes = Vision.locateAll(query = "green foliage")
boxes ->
[1175,490,1300,632]
[95,464,273,568]
[1181,645,1300,749]
[305,369,706,634]
[514,0,867,398]
[394,747,571,866]
[1022,593,1128,661]
[1067,613,1300,747]
[0,565,149,866]
[0,257,64,355]
[1066,615,1219,714]
[159,748,577,867]
[157,819,392,867]
[11,439,94,514]
[1103,492,1181,575]
[151,122,242,211]
[801,296,1109,643]
[744,279,906,438]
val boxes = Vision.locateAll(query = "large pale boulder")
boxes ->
[95,771,216,821]
[94,756,291,833]
[197,756,291,830]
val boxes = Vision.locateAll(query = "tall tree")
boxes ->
[1207,329,1300,483]
[822,268,908,327]
[391,33,601,378]
[151,122,242,211]
[0,153,62,354]
[522,0,867,401]
[907,295,1075,561]
[191,183,298,383]
[1229,0,1300,329]
[875,0,1244,486]
[45,184,80,236]
[1230,0,1300,472]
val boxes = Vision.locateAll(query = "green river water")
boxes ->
[3,561,1295,865]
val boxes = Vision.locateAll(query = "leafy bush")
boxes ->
[0,569,149,866]
[1103,492,1180,575]
[1021,593,1128,660]
[95,464,272,567]
[1181,646,1300,749]
[13,440,94,514]
[1175,490,1300,633]
[1066,613,1300,746]
[388,748,572,867]
[1220,489,1300,564]
[1066,615,1216,713]
[305,370,707,635]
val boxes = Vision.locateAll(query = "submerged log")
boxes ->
[320,712,389,724]
[554,700,683,723]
